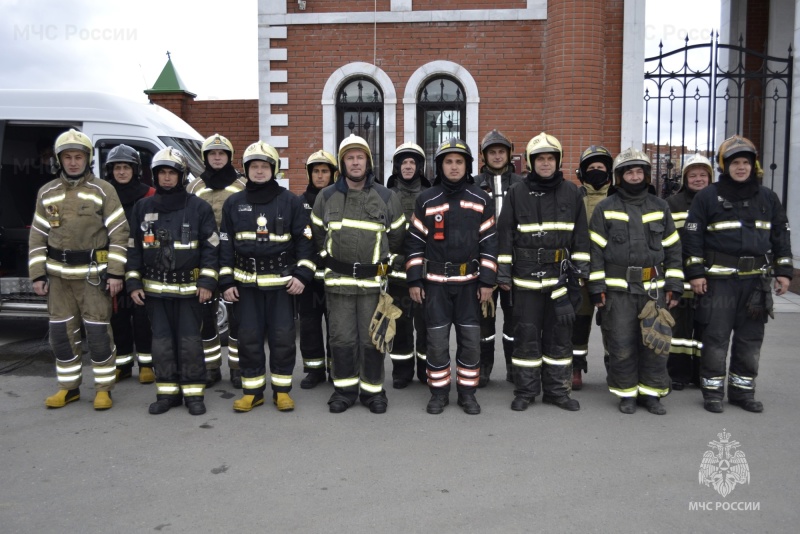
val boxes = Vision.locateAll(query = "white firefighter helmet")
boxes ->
[338,134,374,174]
[392,142,426,175]
[306,150,338,182]
[242,141,280,175]
[681,153,713,180]
[525,132,562,171]
[54,128,93,163]
[151,147,189,185]
[612,147,651,185]
[202,133,234,164]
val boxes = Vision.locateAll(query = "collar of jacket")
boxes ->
[60,171,94,187]
[582,182,610,196]
[335,172,376,193]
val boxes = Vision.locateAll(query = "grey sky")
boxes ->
[0,0,719,104]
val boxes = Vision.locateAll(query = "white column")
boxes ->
[787,0,800,265]
[620,0,646,150]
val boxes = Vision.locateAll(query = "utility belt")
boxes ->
[423,258,479,278]
[326,256,390,279]
[606,263,662,282]
[514,247,568,264]
[145,266,199,283]
[47,246,108,265]
[704,251,772,272]
[234,252,294,274]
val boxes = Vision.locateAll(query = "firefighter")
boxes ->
[105,144,156,385]
[187,134,247,388]
[30,129,129,410]
[406,138,497,415]
[127,147,219,416]
[571,145,614,389]
[474,130,525,386]
[588,148,683,415]
[219,142,314,412]
[386,142,431,388]
[496,133,588,412]
[298,150,337,389]
[666,153,713,390]
[683,135,792,413]
[310,134,405,414]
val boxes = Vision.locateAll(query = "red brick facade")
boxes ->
[149,1,625,194]
[147,93,258,170]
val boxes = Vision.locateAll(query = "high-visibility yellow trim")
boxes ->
[661,231,680,247]
[590,231,607,247]
[517,222,575,233]
[604,211,629,222]
[609,386,638,397]
[512,357,542,368]
[642,211,664,223]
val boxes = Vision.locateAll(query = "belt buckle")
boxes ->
[459,263,467,276]
[377,263,388,277]
[738,256,755,272]
[443,262,452,277]
[626,266,642,283]
[554,249,564,262]
[62,249,70,263]
[353,262,361,278]
[537,248,545,264]
[249,257,257,273]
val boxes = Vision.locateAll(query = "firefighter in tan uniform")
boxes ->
[29,129,130,410]
[187,134,247,388]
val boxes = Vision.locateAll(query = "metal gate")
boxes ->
[644,34,792,203]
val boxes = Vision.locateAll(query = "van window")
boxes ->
[160,136,204,178]
[96,139,158,187]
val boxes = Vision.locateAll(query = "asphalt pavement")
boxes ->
[1,294,799,533]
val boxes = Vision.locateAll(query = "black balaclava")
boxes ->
[153,167,188,212]
[245,160,284,205]
[201,151,239,190]
[717,151,759,201]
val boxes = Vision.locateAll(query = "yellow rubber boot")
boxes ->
[139,367,155,384]
[233,393,265,412]
[94,391,113,410]
[274,392,295,412]
[45,388,80,408]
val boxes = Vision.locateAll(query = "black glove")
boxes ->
[590,292,606,306]
[553,294,576,326]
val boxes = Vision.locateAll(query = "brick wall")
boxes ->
[271,1,624,191]
[147,94,258,170]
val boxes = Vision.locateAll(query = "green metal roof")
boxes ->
[144,55,196,97]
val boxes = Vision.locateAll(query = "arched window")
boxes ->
[416,76,466,181]
[337,77,384,179]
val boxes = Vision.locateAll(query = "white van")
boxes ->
[0,90,205,318]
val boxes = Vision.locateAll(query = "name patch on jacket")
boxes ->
[686,222,698,231]
[144,213,158,222]
[238,204,253,212]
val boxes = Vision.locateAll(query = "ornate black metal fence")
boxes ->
[644,34,792,203]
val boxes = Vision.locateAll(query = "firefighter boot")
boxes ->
[115,364,133,383]
[233,393,265,412]
[45,388,80,408]
[543,395,581,412]
[729,398,763,413]
[619,397,637,414]
[138,367,155,384]
[457,394,481,415]
[703,398,724,413]
[149,395,183,415]
[205,368,222,388]
[300,371,326,389]
[642,395,666,415]
[94,391,113,410]
[185,396,206,416]
[273,392,295,412]
[426,393,449,414]
[572,368,583,391]
[510,396,533,412]
[230,369,242,389]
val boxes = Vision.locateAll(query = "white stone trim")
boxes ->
[321,62,397,178]
[403,61,480,175]
[259,1,546,25]
[620,0,646,150]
